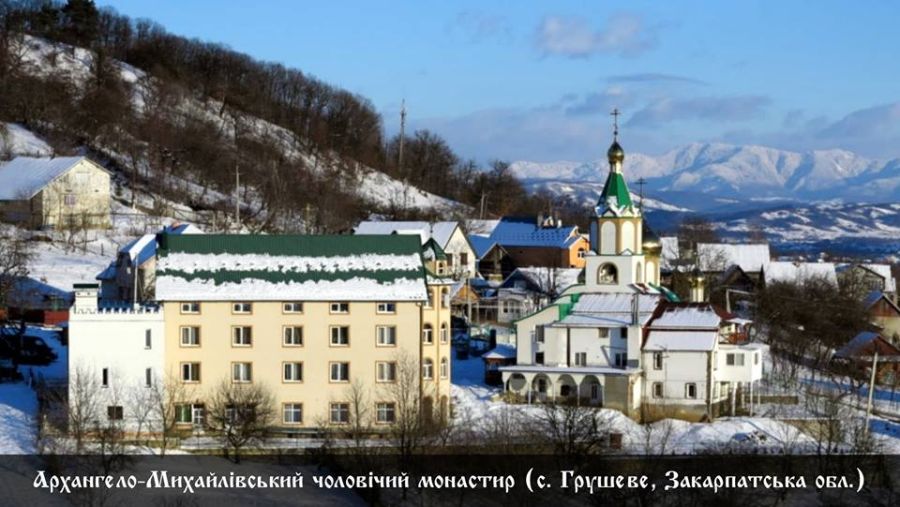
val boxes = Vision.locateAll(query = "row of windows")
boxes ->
[101,367,154,388]
[651,382,698,399]
[535,327,627,344]
[651,352,759,370]
[572,351,627,367]
[178,358,450,384]
[179,300,436,315]
[179,324,450,348]
[167,402,399,426]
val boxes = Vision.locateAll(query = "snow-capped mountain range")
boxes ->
[512,142,900,207]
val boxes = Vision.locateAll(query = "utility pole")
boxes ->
[399,99,408,209]
[865,350,879,438]
[234,164,240,231]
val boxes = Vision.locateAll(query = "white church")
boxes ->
[500,118,765,422]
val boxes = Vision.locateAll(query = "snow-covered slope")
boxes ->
[0,123,53,157]
[513,142,900,203]
[10,34,459,213]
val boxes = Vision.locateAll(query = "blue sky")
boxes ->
[101,1,900,162]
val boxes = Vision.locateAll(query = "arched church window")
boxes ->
[598,263,618,285]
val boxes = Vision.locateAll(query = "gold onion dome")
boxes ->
[608,140,625,164]
[642,223,661,255]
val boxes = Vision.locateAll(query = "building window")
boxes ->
[232,326,252,346]
[598,328,609,339]
[145,368,152,388]
[376,302,396,314]
[376,326,397,346]
[460,252,468,267]
[574,352,587,366]
[377,361,397,382]
[614,352,627,367]
[64,193,76,206]
[653,352,663,370]
[423,323,433,344]
[441,288,449,308]
[283,403,303,424]
[376,402,396,423]
[598,263,618,284]
[619,327,628,340]
[283,326,303,346]
[232,302,252,314]
[330,302,350,314]
[107,406,123,420]
[330,403,349,424]
[754,353,760,365]
[180,302,200,314]
[330,326,350,346]
[101,367,109,387]
[653,382,663,398]
[232,362,252,383]
[535,352,545,365]
[145,329,152,349]
[283,362,303,382]
[283,302,303,313]
[180,326,200,346]
[330,362,350,382]
[176,404,204,425]
[685,383,697,399]
[181,363,200,383]
[423,358,434,380]
[424,290,434,309]
[726,353,745,366]
[440,323,449,343]
[577,248,586,259]
[440,357,449,379]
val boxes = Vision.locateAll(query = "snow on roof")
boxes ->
[483,343,516,360]
[651,306,722,329]
[765,261,837,285]
[465,219,500,236]
[488,217,581,248]
[660,236,679,271]
[354,221,459,248]
[504,267,582,294]
[0,156,89,199]
[644,330,718,351]
[697,243,770,273]
[155,234,428,302]
[573,293,659,314]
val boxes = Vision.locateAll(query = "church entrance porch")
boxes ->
[500,365,641,416]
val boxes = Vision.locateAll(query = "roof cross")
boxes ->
[610,108,620,140]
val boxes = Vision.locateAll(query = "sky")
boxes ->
[100,0,900,163]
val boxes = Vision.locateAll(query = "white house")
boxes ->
[354,221,476,279]
[68,283,165,430]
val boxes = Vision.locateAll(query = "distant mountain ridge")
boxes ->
[511,142,900,205]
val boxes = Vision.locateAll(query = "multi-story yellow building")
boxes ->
[154,233,452,431]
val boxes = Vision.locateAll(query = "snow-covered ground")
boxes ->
[0,325,67,454]
[451,354,821,454]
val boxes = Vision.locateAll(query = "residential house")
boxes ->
[864,291,900,342]
[763,261,838,286]
[484,216,590,271]
[469,236,515,281]
[838,263,897,298]
[0,156,111,229]
[96,223,202,304]
[834,331,900,384]
[354,221,476,279]
[496,267,582,324]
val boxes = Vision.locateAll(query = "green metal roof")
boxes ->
[422,237,448,261]
[598,171,633,209]
[157,233,422,257]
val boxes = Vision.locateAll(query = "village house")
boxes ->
[838,263,897,298]
[500,126,764,422]
[0,156,110,229]
[475,215,590,273]
[863,291,900,342]
[834,331,900,384]
[96,223,202,304]
[354,221,476,280]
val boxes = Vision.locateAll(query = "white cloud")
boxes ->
[535,13,658,58]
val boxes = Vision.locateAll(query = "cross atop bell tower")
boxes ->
[611,108,620,141]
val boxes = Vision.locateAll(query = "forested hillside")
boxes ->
[0,0,574,232]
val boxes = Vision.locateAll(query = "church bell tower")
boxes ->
[585,109,659,291]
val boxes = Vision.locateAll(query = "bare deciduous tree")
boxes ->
[205,378,276,462]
